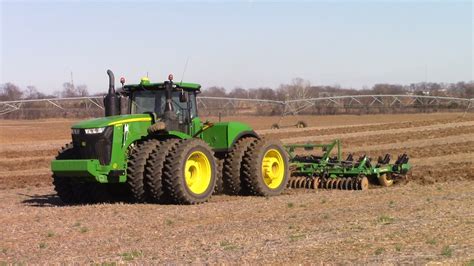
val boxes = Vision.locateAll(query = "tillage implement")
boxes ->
[286,140,411,191]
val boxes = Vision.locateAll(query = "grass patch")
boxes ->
[46,231,55,237]
[388,201,395,208]
[378,215,394,225]
[287,202,294,208]
[426,239,437,245]
[289,234,306,242]
[121,250,143,261]
[164,219,174,226]
[38,242,47,249]
[320,198,327,204]
[374,247,385,255]
[73,222,81,227]
[394,244,402,252]
[466,259,474,266]
[219,240,239,251]
[441,246,453,257]
[299,204,307,208]
[80,227,88,233]
[97,263,116,266]
[322,214,330,220]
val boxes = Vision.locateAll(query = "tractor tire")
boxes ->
[222,137,258,195]
[162,139,217,204]
[241,138,290,196]
[126,138,160,202]
[52,143,79,204]
[144,138,181,203]
[213,158,224,195]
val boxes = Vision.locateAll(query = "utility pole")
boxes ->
[70,71,75,89]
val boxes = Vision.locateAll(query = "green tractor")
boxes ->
[51,70,289,204]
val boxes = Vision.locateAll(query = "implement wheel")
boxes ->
[379,173,394,187]
[163,139,217,204]
[241,139,289,196]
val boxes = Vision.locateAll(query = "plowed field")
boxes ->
[0,113,473,264]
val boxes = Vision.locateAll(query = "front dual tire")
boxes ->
[127,138,217,204]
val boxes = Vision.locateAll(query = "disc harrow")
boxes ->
[285,139,411,191]
[287,175,369,190]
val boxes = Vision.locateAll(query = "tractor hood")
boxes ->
[72,114,152,129]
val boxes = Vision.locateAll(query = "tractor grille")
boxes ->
[72,126,114,165]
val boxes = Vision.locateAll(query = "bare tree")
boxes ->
[25,86,47,99]
[60,82,89,97]
[0,83,23,101]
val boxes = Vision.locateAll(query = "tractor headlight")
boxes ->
[71,128,81,135]
[84,127,106,134]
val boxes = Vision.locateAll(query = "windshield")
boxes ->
[131,90,196,118]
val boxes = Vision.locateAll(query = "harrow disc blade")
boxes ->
[296,177,306,188]
[337,178,345,189]
[351,178,358,190]
[325,179,332,189]
[344,179,352,190]
[315,178,321,189]
[318,178,324,189]
[360,176,369,190]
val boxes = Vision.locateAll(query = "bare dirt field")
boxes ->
[0,112,473,264]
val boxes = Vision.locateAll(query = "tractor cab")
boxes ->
[108,72,202,135]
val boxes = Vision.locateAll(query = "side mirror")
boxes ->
[179,91,188,103]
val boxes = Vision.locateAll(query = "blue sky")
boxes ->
[1,1,472,94]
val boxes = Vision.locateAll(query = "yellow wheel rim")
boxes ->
[185,151,212,195]
[261,149,285,189]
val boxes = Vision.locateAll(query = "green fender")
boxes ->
[200,121,259,152]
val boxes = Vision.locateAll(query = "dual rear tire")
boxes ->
[133,137,289,204]
[223,138,289,197]
[128,138,218,204]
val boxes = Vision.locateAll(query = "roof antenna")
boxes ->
[180,57,190,85]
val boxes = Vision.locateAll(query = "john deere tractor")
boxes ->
[51,70,289,204]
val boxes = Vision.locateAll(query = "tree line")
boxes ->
[1,79,473,102]
[200,78,474,101]
[0,79,472,119]
[0,82,89,101]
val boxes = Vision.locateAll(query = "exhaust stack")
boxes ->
[104,69,120,117]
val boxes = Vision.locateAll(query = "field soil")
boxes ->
[0,112,473,264]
